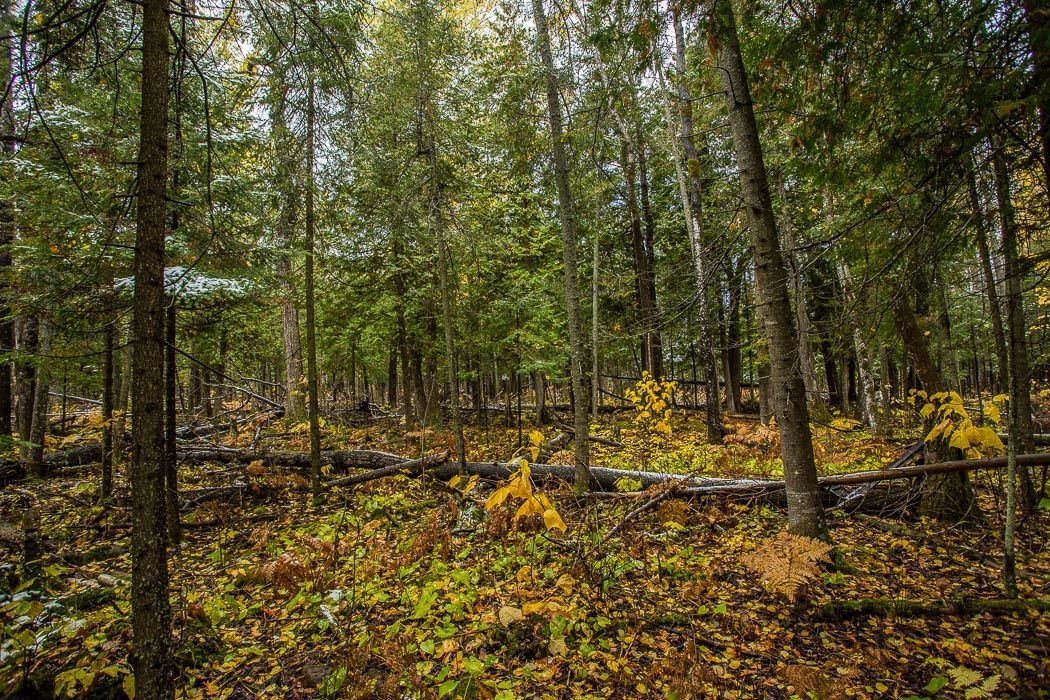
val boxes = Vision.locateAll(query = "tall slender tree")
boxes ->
[130,0,174,693]
[531,0,590,490]
[707,0,825,539]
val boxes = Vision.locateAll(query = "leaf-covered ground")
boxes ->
[1,411,1048,699]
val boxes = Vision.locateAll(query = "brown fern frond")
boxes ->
[743,530,832,602]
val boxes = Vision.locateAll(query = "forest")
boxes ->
[0,0,1048,696]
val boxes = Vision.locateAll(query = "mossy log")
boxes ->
[814,597,1050,621]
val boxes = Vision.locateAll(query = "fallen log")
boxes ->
[179,447,409,472]
[325,452,449,489]
[814,597,1050,621]
[0,443,106,484]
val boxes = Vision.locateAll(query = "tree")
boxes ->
[129,0,174,694]
[707,0,826,540]
[530,0,590,491]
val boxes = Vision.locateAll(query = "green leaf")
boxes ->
[438,679,460,697]
[924,676,948,693]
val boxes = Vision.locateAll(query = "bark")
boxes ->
[130,0,174,691]
[894,290,979,521]
[15,317,37,460]
[429,134,466,469]
[270,68,306,423]
[777,180,819,401]
[994,138,1030,590]
[325,451,449,489]
[0,0,12,440]
[1026,0,1050,205]
[530,0,590,491]
[637,138,664,379]
[101,316,114,500]
[834,261,883,431]
[164,302,179,544]
[969,153,1008,393]
[592,232,600,420]
[304,71,322,501]
[113,322,132,456]
[387,344,398,406]
[533,370,547,424]
[707,0,825,539]
[672,6,723,444]
[992,141,1034,454]
[27,321,50,476]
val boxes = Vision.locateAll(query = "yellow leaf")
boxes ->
[548,636,569,656]
[485,486,511,510]
[543,508,567,532]
[975,427,1005,451]
[555,573,574,595]
[515,497,544,520]
[984,403,1001,425]
[498,606,522,626]
[523,601,546,616]
[529,430,544,447]
[925,418,951,443]
[949,430,971,450]
[919,403,935,419]
[510,473,532,500]
[449,475,462,488]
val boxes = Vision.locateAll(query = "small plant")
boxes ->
[623,371,676,437]
[484,431,567,532]
[909,390,1005,458]
[743,530,832,602]
[623,372,677,470]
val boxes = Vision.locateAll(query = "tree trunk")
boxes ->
[968,151,1009,393]
[534,370,547,424]
[0,0,12,440]
[1025,0,1050,205]
[28,321,50,476]
[429,134,466,468]
[101,315,114,500]
[304,71,322,502]
[592,227,600,420]
[130,0,174,691]
[894,292,978,521]
[114,321,132,457]
[270,68,306,423]
[164,302,179,544]
[672,5,723,444]
[637,137,663,379]
[531,0,590,491]
[777,179,820,402]
[707,0,825,539]
[15,317,37,460]
[993,136,1038,518]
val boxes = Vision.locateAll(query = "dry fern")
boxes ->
[743,530,832,602]
[256,551,310,590]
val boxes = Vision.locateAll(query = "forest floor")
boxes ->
[1,405,1048,699]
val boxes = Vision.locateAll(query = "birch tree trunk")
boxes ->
[304,70,322,502]
[530,0,590,490]
[968,152,1008,394]
[707,0,825,539]
[672,6,722,443]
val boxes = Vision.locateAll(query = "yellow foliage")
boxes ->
[912,390,1004,458]
[484,461,566,533]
